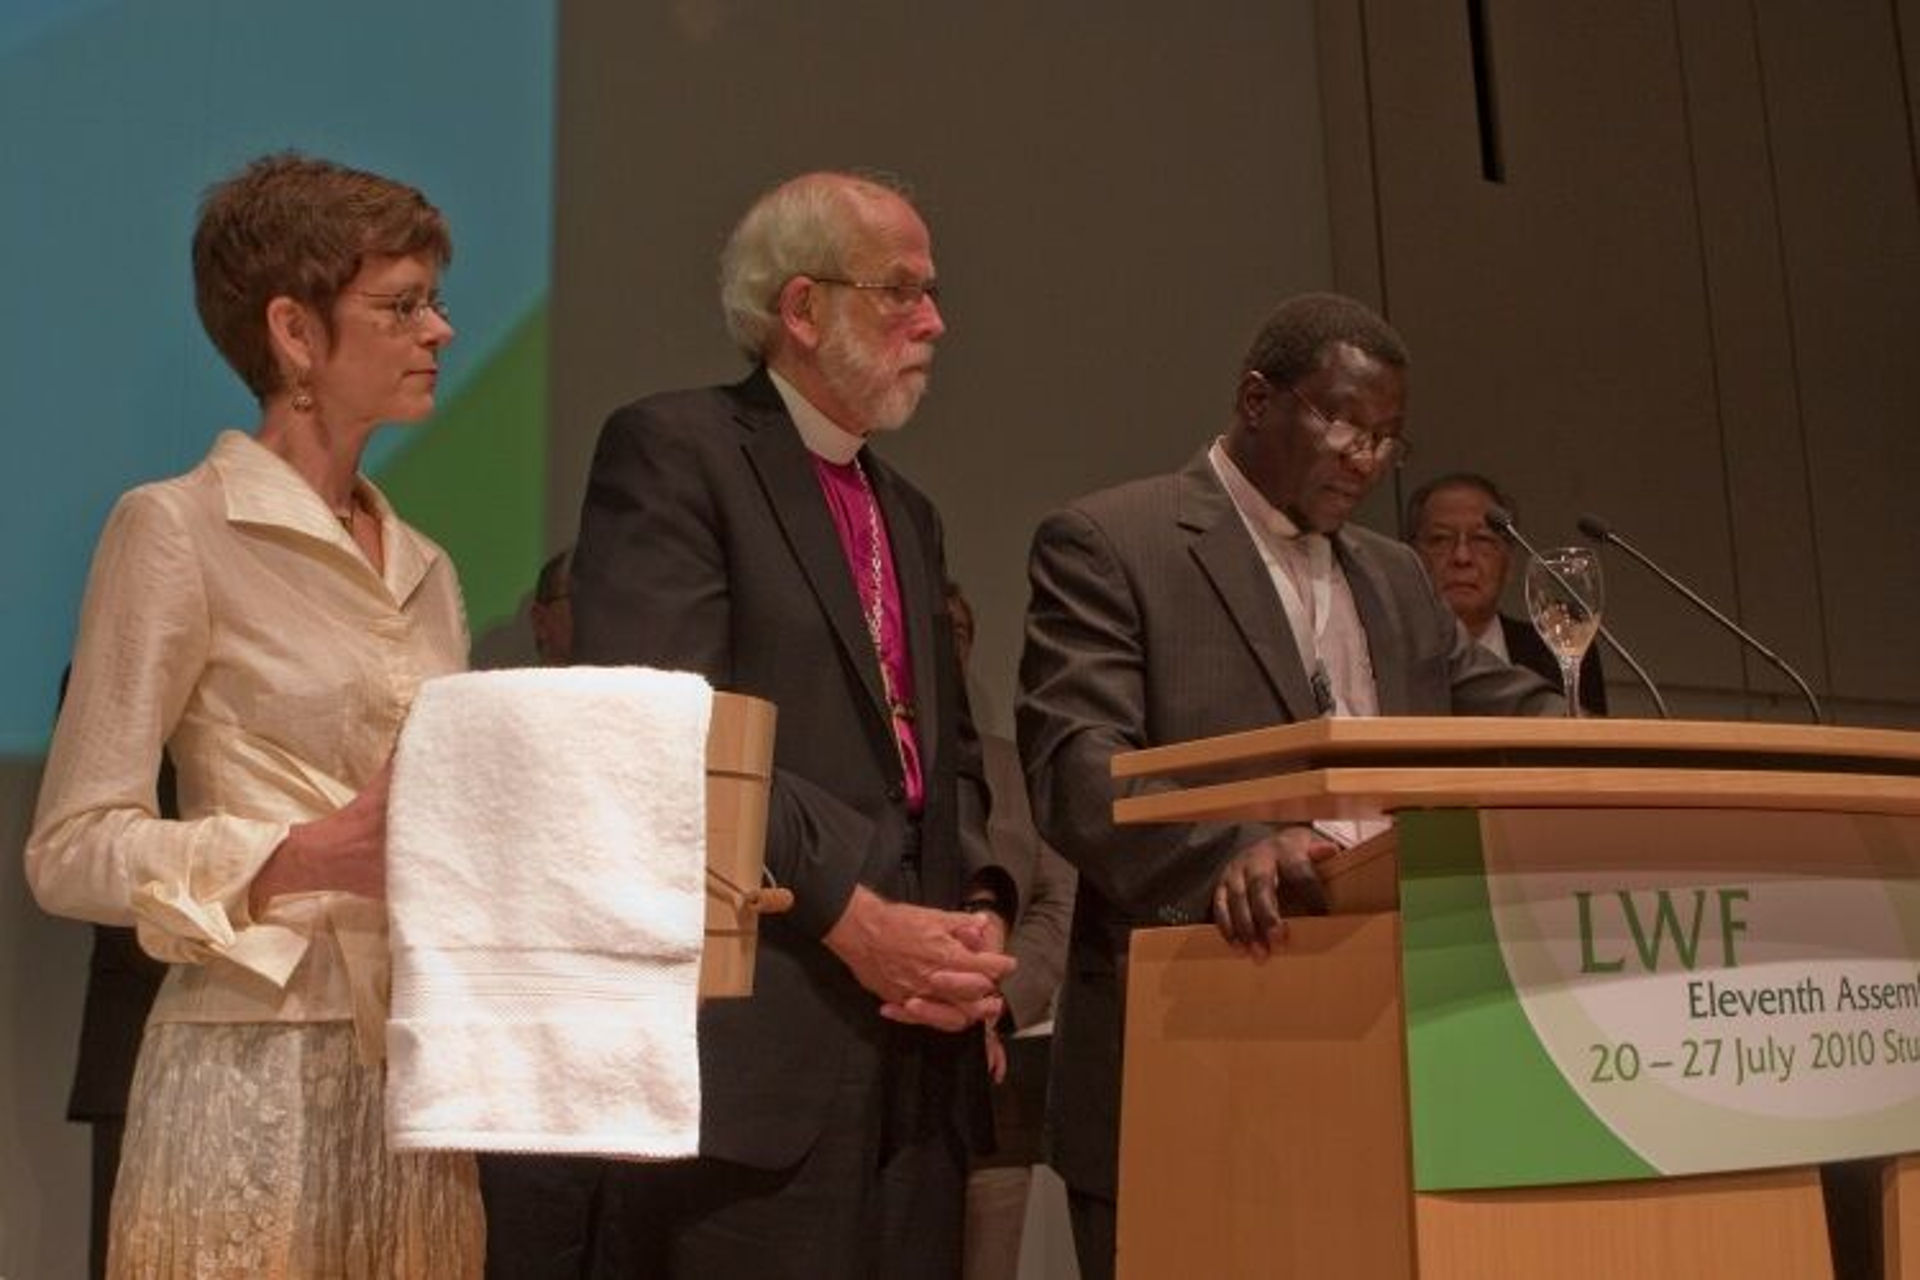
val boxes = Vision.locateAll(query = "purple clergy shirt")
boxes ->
[811,454,925,813]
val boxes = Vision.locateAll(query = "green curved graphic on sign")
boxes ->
[1399,809,1657,1190]
[1482,809,1920,1179]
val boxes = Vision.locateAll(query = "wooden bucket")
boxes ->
[701,692,783,998]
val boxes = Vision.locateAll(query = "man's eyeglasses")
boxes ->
[810,277,940,311]
[1416,529,1505,558]
[1262,374,1411,468]
[353,289,451,330]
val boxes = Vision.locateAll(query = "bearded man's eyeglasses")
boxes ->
[810,277,941,311]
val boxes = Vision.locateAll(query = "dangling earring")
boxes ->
[291,371,315,413]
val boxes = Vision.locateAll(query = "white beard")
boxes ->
[818,314,930,434]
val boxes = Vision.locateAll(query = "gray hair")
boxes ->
[718,170,916,360]
[1403,472,1512,541]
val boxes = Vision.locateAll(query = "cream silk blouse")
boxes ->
[27,431,467,1052]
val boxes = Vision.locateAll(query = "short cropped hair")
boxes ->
[193,152,452,401]
[1403,471,1513,540]
[1239,292,1409,388]
[718,170,916,361]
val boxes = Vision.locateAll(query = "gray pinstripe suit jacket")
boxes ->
[1017,447,1560,1197]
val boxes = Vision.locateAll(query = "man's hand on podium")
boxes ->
[1210,825,1341,961]
[825,885,1017,1032]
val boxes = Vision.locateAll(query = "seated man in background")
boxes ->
[1405,472,1606,715]
[947,582,1077,1280]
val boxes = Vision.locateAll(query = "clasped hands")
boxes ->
[1211,824,1341,960]
[825,885,1016,1033]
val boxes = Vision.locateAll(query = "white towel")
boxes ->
[384,666,711,1158]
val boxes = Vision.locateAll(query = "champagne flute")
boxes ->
[1525,547,1603,718]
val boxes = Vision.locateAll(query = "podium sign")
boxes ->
[1111,718,1920,1278]
[1401,807,1920,1191]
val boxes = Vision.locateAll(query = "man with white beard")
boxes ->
[478,172,1017,1280]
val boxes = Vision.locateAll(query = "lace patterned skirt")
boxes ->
[109,1021,484,1279]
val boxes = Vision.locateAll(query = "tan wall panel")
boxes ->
[1905,0,1920,162]
[1671,0,1825,707]
[1363,1,1745,710]
[1346,0,1918,725]
[550,1,1334,732]
[1316,0,1387,307]
[1751,4,1920,704]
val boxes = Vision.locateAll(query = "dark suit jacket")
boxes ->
[1017,449,1560,1198]
[66,927,165,1122]
[573,367,999,1170]
[1500,613,1608,715]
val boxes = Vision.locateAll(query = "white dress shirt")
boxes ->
[1208,440,1387,846]
[1207,440,1380,719]
[1473,616,1511,662]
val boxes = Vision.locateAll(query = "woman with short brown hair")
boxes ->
[28,152,482,1277]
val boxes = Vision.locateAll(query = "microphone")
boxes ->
[1577,513,1824,724]
[1485,506,1671,718]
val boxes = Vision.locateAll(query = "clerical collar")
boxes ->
[1208,439,1318,543]
[769,367,865,464]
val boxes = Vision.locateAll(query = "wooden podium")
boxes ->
[1111,718,1920,1279]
